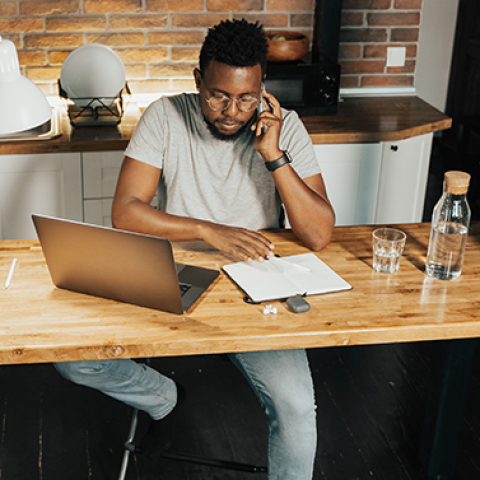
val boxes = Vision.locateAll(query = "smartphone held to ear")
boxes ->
[258,83,273,113]
[258,83,273,134]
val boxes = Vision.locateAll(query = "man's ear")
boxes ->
[193,68,202,90]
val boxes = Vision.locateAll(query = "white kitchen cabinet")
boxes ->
[82,151,124,201]
[0,131,433,241]
[83,198,115,227]
[314,133,433,226]
[0,153,82,240]
[375,133,433,224]
[314,143,382,226]
[82,151,123,227]
[82,151,158,227]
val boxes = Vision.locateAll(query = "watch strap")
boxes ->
[265,151,292,172]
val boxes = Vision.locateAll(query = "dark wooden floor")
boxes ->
[1,340,480,480]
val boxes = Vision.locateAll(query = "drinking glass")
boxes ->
[372,228,406,273]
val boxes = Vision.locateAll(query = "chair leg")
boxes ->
[162,451,268,473]
[118,408,139,480]
[119,357,150,480]
[118,357,267,475]
[120,406,267,475]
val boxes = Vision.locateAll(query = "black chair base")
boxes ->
[124,438,267,473]
[118,409,268,479]
[117,357,267,479]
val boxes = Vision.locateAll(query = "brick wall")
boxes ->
[0,0,422,96]
[340,0,421,88]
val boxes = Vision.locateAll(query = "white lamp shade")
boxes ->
[0,37,52,135]
[0,36,21,82]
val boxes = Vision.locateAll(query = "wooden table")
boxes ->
[1,222,479,479]
[1,223,478,364]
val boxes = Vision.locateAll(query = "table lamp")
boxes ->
[0,36,52,135]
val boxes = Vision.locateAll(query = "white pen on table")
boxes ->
[4,258,17,289]
[268,255,312,272]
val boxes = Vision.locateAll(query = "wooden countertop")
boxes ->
[303,96,452,144]
[0,96,451,156]
[0,222,478,366]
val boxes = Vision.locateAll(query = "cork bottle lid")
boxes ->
[444,171,470,194]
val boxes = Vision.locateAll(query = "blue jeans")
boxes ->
[54,349,317,479]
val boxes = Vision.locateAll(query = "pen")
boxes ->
[4,258,17,289]
[269,256,311,272]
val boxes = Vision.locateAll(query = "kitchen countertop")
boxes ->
[0,96,451,156]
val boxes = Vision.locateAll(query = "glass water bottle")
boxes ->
[425,171,471,280]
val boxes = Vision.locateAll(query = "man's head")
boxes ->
[199,19,268,78]
[194,19,268,138]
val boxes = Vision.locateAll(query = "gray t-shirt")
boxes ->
[125,93,321,230]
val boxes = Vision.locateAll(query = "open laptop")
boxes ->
[32,214,219,314]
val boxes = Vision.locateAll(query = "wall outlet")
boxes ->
[386,47,406,67]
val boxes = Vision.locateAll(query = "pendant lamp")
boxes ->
[0,36,52,135]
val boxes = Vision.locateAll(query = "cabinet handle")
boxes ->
[390,145,398,152]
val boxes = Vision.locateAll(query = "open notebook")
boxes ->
[222,253,352,304]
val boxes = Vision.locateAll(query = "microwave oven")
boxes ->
[265,56,340,116]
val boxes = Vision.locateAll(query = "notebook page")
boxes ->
[222,253,351,303]
[222,260,300,302]
[278,253,352,295]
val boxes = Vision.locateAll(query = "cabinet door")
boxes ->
[84,198,114,227]
[0,153,82,240]
[82,151,158,226]
[375,133,433,224]
[314,143,382,226]
[82,151,124,199]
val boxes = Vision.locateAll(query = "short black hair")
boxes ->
[199,19,268,77]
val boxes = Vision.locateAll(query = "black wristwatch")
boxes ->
[265,150,292,172]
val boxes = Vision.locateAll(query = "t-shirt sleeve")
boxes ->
[279,109,321,179]
[124,99,166,170]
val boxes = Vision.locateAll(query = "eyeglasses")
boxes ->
[204,94,259,112]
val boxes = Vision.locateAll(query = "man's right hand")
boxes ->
[199,222,275,262]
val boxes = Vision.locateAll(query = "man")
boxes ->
[55,19,335,479]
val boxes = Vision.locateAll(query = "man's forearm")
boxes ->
[112,196,275,262]
[112,196,206,242]
[272,168,335,251]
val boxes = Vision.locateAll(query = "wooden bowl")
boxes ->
[266,31,309,62]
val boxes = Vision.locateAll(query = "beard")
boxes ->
[202,113,253,141]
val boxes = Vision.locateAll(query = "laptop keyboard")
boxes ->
[179,283,192,296]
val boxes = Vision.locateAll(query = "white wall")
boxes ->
[416,0,459,112]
